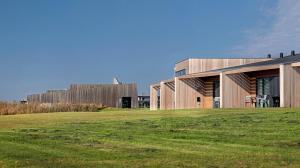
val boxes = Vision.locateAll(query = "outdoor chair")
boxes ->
[272,96,280,107]
[257,95,270,107]
[251,97,257,107]
[244,96,252,108]
[213,97,220,108]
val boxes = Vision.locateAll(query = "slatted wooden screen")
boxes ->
[27,84,138,108]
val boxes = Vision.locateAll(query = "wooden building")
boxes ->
[150,53,300,110]
[27,90,68,104]
[27,83,138,108]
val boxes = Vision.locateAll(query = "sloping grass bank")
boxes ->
[0,108,299,167]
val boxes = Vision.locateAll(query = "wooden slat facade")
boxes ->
[291,67,300,107]
[27,84,138,108]
[280,64,300,107]
[27,90,68,104]
[222,69,280,108]
[174,76,220,109]
[175,77,203,109]
[160,81,175,110]
[222,73,252,108]
[175,58,272,74]
[153,58,273,110]
[151,57,300,110]
[150,84,160,110]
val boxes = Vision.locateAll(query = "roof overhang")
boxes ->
[223,64,280,75]
[178,71,220,79]
[291,62,300,67]
[151,83,160,90]
[161,78,175,84]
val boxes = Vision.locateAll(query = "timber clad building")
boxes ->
[27,83,138,108]
[150,52,300,110]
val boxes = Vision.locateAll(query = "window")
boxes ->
[197,97,201,102]
[175,69,186,77]
[213,80,220,108]
[256,77,280,107]
[121,97,132,108]
[256,77,279,97]
[213,81,220,98]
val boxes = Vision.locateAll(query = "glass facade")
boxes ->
[256,76,280,107]
[213,80,220,108]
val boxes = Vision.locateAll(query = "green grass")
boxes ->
[0,108,300,168]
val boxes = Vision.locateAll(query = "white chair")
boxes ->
[257,95,270,107]
[214,97,220,108]
[261,95,270,107]
[256,95,263,108]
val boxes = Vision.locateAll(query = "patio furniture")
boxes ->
[244,96,252,108]
[272,96,280,107]
[257,95,270,107]
[213,97,220,108]
[256,95,262,108]
[251,97,257,107]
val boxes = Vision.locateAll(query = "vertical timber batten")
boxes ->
[27,83,138,108]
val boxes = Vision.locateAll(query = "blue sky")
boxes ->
[0,0,299,101]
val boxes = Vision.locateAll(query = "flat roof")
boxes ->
[176,53,300,79]
[223,64,280,75]
[175,57,272,64]
[151,83,160,88]
[178,71,220,79]
[161,78,175,83]
[212,53,300,72]
[156,53,300,83]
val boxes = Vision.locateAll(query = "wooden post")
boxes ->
[150,85,159,110]
[280,64,292,108]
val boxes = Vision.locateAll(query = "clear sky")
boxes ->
[1,0,299,101]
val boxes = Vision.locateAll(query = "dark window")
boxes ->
[213,80,220,108]
[122,97,132,108]
[256,77,279,97]
[256,76,280,107]
[197,97,201,102]
[175,69,186,77]
[213,81,220,98]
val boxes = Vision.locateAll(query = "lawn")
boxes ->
[0,108,299,168]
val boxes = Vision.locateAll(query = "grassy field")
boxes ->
[0,108,299,168]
